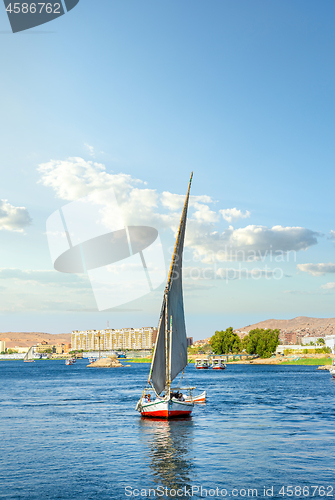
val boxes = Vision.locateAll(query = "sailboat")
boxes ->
[136,173,194,419]
[23,346,35,363]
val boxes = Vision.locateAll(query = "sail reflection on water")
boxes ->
[139,418,195,497]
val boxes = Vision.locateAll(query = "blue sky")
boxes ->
[1,1,335,339]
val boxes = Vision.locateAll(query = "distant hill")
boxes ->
[0,332,71,348]
[234,316,335,339]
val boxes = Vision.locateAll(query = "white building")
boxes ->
[302,336,325,345]
[276,344,322,354]
[71,327,157,351]
[14,346,30,353]
[325,335,335,353]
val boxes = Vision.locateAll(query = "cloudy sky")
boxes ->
[1,1,335,338]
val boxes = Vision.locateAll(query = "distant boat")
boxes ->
[23,346,35,363]
[136,174,194,419]
[212,358,226,370]
[330,359,335,378]
[65,358,74,365]
[195,359,210,369]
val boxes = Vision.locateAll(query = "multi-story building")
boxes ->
[71,327,158,351]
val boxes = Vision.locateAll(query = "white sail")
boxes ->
[24,346,34,361]
[149,173,192,395]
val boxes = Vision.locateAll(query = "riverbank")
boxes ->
[125,358,152,363]
[280,357,332,365]
[187,353,334,366]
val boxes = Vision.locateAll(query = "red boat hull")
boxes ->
[141,409,192,419]
[139,398,193,419]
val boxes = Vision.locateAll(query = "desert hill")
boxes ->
[0,332,71,348]
[235,316,335,340]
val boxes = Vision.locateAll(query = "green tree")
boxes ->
[242,328,279,358]
[209,327,242,354]
[316,338,325,346]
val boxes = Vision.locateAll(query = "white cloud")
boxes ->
[38,157,143,201]
[183,265,279,280]
[297,263,335,276]
[329,230,335,240]
[0,268,94,312]
[220,208,251,223]
[161,192,212,211]
[0,268,90,287]
[193,203,218,223]
[38,157,320,262]
[187,224,319,262]
[84,144,95,157]
[0,200,32,232]
[320,282,335,290]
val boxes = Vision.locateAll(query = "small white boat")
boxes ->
[195,359,210,369]
[65,359,73,365]
[212,358,226,370]
[184,390,206,403]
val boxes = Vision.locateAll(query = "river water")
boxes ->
[0,361,334,499]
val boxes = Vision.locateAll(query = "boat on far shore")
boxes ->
[195,359,210,369]
[23,346,35,363]
[212,358,226,370]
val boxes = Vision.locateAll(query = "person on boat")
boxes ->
[172,391,184,401]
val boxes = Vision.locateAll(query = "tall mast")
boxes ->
[165,293,169,396]
[148,173,193,396]
[164,172,193,396]
[166,172,193,292]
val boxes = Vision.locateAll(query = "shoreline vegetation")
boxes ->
[87,354,334,366]
[0,355,332,366]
